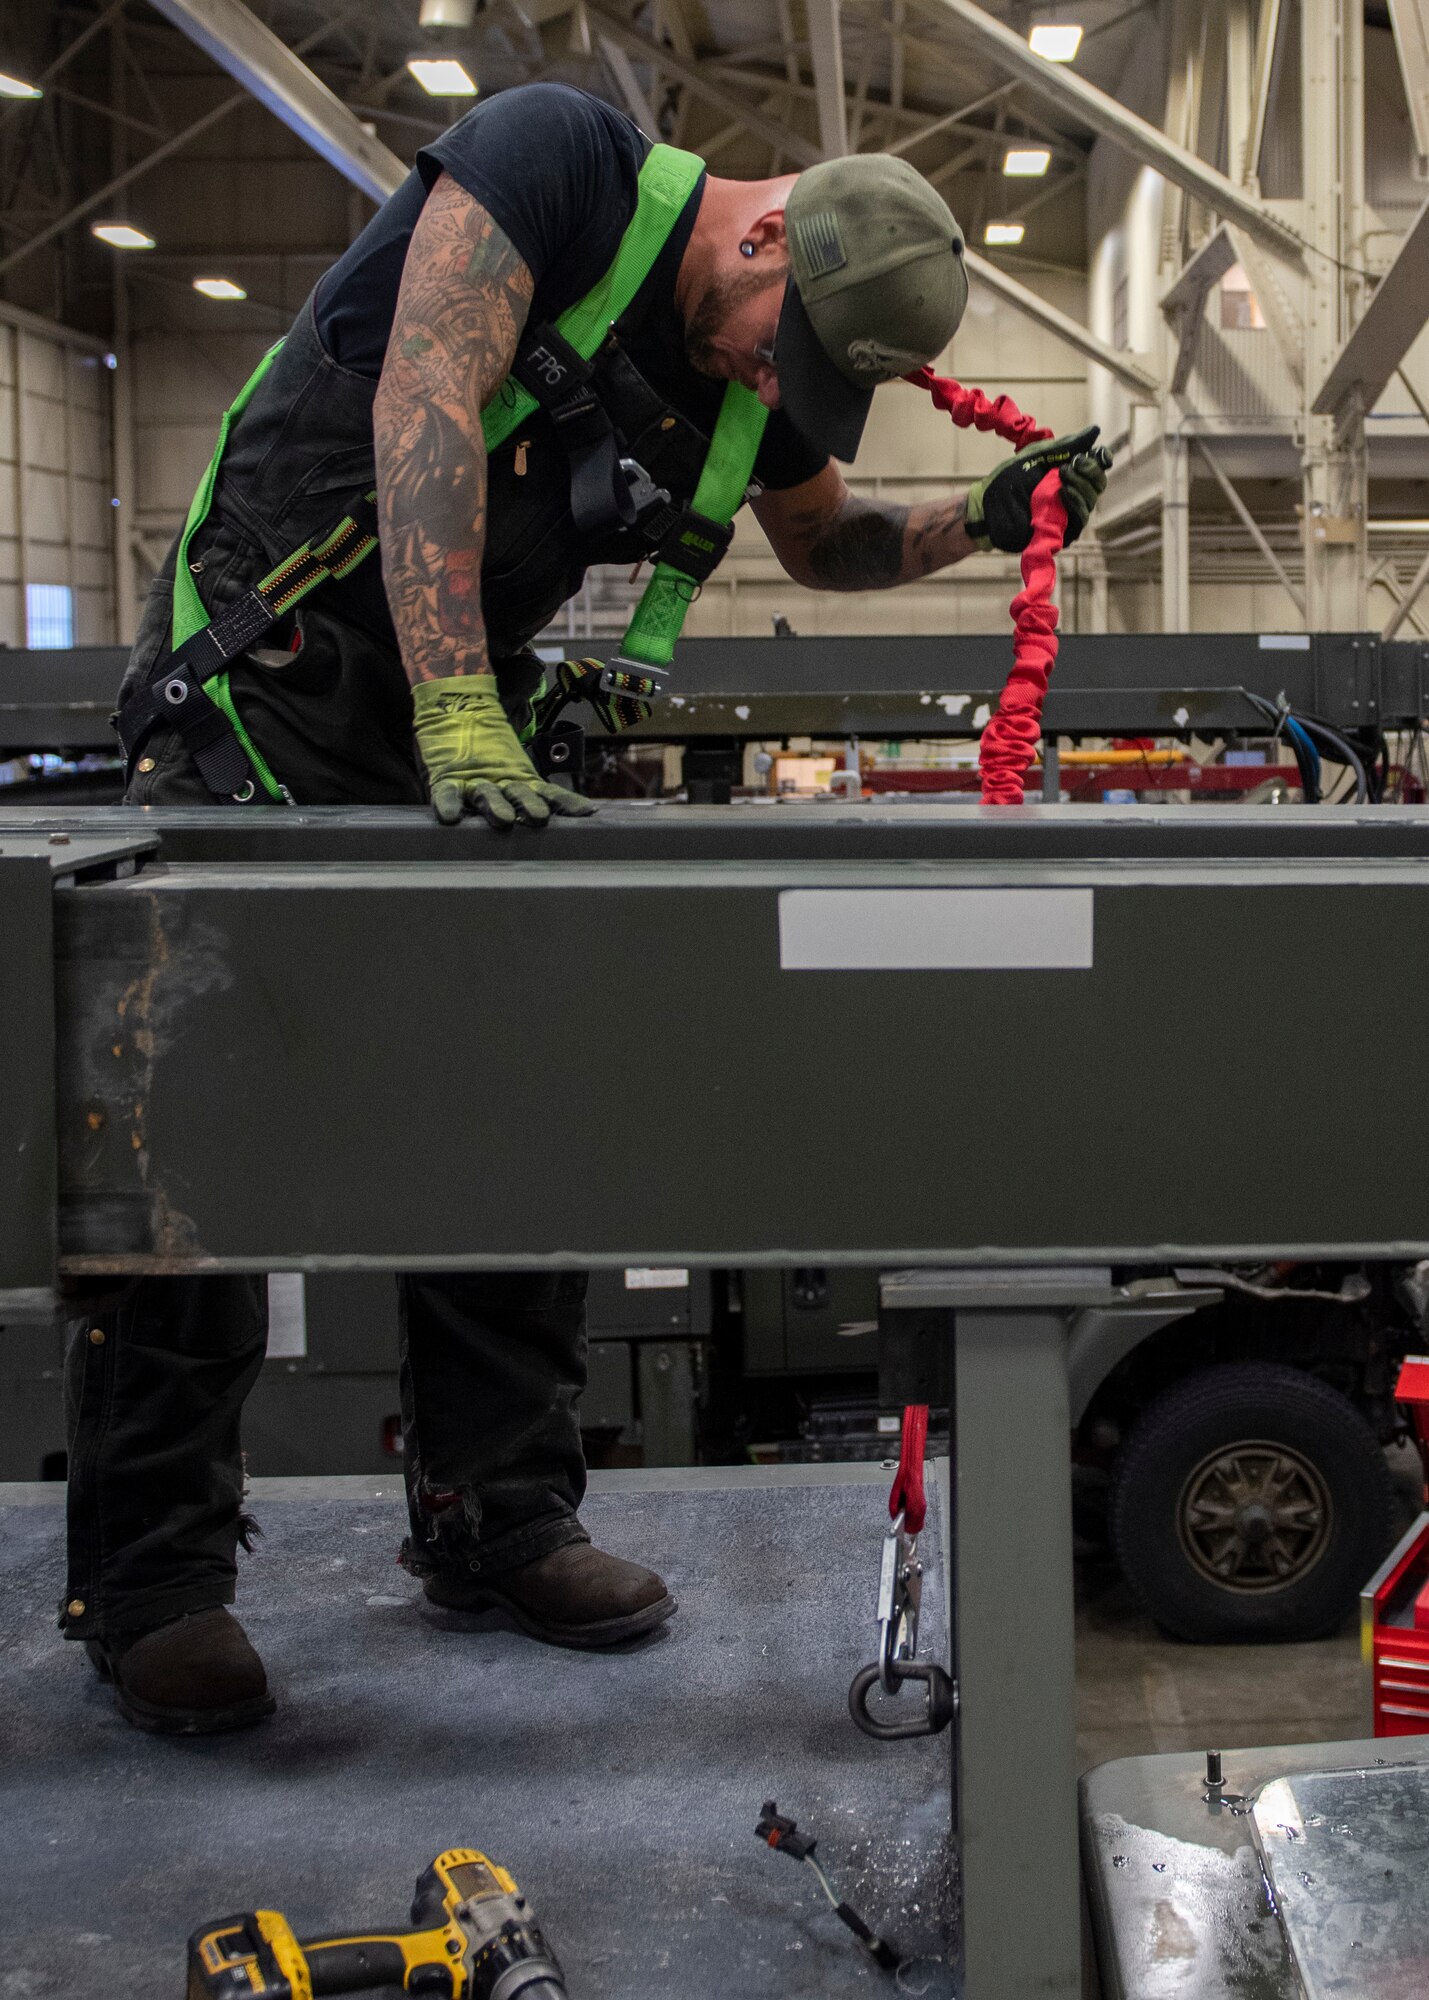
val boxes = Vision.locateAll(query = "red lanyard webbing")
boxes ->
[906,364,1065,806]
[888,1401,929,1535]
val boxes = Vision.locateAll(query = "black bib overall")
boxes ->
[66,291,713,1635]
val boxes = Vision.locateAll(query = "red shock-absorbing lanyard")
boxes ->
[888,1402,929,1535]
[906,364,1068,806]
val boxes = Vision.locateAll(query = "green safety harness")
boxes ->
[114,142,769,803]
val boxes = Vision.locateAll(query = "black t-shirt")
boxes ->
[314,84,825,492]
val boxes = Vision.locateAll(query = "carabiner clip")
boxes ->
[877,1512,922,1696]
[851,1510,956,1740]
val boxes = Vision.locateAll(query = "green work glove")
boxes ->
[965,426,1110,553]
[411,676,598,828]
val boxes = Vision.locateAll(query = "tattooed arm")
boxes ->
[753,461,977,591]
[373,173,534,683]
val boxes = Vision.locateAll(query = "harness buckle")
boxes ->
[600,656,669,702]
[618,458,671,528]
[848,1514,958,1740]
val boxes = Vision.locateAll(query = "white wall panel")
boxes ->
[0,310,115,649]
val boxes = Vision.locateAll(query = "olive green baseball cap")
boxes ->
[776,154,968,462]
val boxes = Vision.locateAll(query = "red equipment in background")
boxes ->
[1363,1355,1429,1736]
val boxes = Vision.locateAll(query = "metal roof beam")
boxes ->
[146,0,406,203]
[0,88,247,278]
[806,0,849,155]
[964,246,1162,396]
[586,3,822,164]
[921,0,1305,261]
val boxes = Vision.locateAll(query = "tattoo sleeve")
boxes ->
[790,492,975,591]
[373,175,534,684]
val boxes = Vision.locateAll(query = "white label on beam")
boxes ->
[778,889,1094,970]
[625,1267,690,1290]
[266,1274,307,1357]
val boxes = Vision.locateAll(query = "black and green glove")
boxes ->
[525,657,653,739]
[965,426,1110,553]
[411,676,598,828]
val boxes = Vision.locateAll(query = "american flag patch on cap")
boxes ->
[792,210,848,279]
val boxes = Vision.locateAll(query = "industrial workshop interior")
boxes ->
[11,0,1429,1993]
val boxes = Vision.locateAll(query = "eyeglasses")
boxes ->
[753,342,777,369]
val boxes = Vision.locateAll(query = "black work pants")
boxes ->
[67,441,589,1641]
[63,1269,589,1640]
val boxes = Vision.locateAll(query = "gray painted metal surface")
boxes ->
[0,1466,955,1998]
[1,833,155,1290]
[28,827,1429,1272]
[6,631,1428,753]
[1081,1738,1429,2000]
[21,799,1429,864]
[897,1278,1089,2000]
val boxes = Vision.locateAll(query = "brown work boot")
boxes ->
[425,1541,676,1649]
[85,1607,276,1735]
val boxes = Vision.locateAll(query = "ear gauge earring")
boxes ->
[740,240,756,257]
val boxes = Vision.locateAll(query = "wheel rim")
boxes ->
[1176,1439,1333,1592]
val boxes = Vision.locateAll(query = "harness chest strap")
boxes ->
[118,140,760,799]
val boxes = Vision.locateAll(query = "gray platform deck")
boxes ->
[0,1465,954,1997]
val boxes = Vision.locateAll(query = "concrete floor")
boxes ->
[1073,1440,1424,1775]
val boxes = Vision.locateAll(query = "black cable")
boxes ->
[1241,691,1369,804]
[1295,715,1370,803]
[1242,691,1318,802]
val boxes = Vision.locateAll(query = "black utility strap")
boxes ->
[511,324,637,540]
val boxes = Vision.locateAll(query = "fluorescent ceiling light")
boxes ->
[1028,23,1083,60]
[407,57,478,95]
[0,71,42,99]
[984,222,1026,246]
[91,222,155,250]
[193,277,247,300]
[1003,148,1051,177]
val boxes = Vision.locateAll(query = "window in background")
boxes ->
[1112,274,1129,353]
[1220,264,1266,330]
[26,583,74,649]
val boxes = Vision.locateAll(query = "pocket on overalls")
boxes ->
[271,444,376,544]
[186,512,268,618]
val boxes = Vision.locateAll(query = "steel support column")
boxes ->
[1301,0,1367,630]
[1389,0,1429,158]
[952,1303,1079,2000]
[1161,423,1191,630]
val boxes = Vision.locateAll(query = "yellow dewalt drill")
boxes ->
[187,1849,567,2000]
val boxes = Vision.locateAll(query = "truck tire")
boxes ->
[1108,1362,1395,1642]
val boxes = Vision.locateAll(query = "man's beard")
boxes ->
[685,264,786,376]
